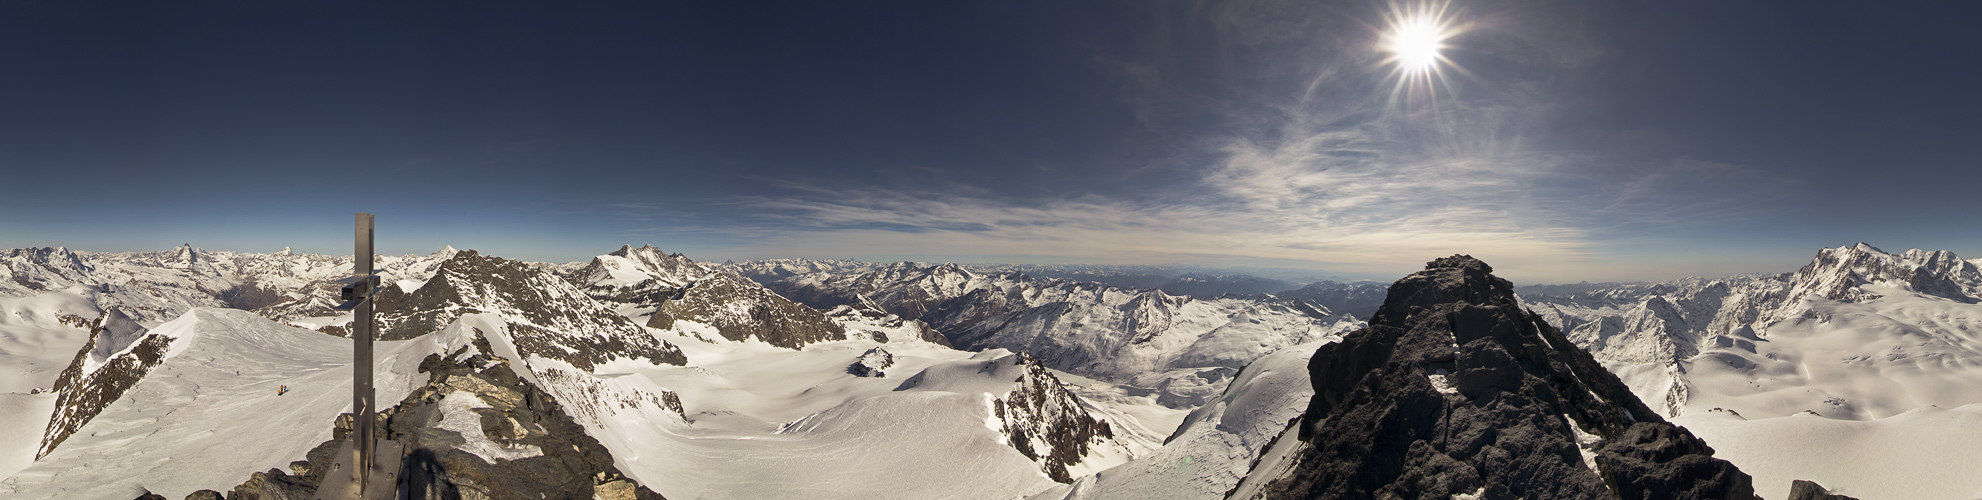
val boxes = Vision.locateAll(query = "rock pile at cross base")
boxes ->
[1239,256,1758,499]
[179,338,667,500]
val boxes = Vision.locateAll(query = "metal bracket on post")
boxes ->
[315,213,403,500]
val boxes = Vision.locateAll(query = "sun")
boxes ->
[1379,1,1466,106]
[1386,16,1445,73]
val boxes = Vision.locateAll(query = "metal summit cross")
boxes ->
[315,213,404,500]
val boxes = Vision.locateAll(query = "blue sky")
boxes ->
[3,1,1978,283]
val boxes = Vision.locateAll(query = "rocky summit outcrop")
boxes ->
[1238,256,1756,500]
[1785,480,1859,500]
[989,353,1117,484]
[212,339,668,500]
[847,347,894,377]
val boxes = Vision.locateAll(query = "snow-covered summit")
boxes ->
[1782,242,1982,305]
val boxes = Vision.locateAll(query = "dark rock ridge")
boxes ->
[373,250,685,369]
[1240,255,1756,499]
[208,338,667,500]
[39,309,169,459]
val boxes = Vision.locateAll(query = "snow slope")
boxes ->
[1031,340,1327,500]
[0,308,447,499]
[1522,244,1982,420]
[1675,404,1982,500]
[0,291,98,393]
[764,261,1359,408]
[570,330,1127,499]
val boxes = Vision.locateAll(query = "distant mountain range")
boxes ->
[2,242,1978,498]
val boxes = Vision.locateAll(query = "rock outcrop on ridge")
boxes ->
[1236,256,1756,500]
[38,309,160,459]
[892,351,1120,484]
[211,339,668,500]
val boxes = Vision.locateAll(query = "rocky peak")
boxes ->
[1240,255,1756,499]
[378,250,686,369]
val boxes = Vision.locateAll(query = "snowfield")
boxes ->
[0,309,443,499]
[1675,404,1982,500]
[580,330,1122,499]
[1031,340,1326,500]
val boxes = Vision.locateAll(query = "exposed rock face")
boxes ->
[39,309,171,458]
[848,347,894,377]
[374,250,685,369]
[1238,256,1757,500]
[1785,480,1859,500]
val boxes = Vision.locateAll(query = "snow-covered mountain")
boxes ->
[11,241,1977,498]
[0,246,1155,499]
[1030,339,1330,500]
[565,245,943,348]
[0,245,463,329]
[761,261,1361,407]
[1518,243,1982,498]
[1152,272,1296,299]
[1521,243,1982,420]
[1273,280,1390,319]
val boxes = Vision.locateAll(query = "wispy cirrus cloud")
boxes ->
[596,0,1800,283]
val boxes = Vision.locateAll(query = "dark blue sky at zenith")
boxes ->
[2,0,1978,282]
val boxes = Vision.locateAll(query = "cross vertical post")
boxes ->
[315,213,401,500]
[352,212,375,493]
